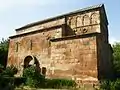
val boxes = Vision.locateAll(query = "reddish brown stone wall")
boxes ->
[16,18,65,35]
[49,36,98,83]
[8,27,63,75]
[8,33,98,83]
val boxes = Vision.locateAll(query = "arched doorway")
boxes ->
[23,55,47,75]
[24,55,40,70]
[24,55,33,68]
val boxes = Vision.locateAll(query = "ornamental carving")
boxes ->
[76,16,82,27]
[83,15,90,26]
[90,13,99,24]
[69,17,76,29]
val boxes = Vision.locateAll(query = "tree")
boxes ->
[112,42,120,78]
[0,38,9,67]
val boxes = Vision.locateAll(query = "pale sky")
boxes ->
[0,0,120,44]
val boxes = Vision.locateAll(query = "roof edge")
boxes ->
[16,4,104,31]
[10,24,63,39]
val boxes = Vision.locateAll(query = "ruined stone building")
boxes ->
[8,4,113,84]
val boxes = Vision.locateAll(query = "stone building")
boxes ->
[8,4,113,84]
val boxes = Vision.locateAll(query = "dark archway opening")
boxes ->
[23,55,40,71]
[23,55,47,75]
[24,55,33,68]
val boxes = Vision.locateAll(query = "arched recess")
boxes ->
[68,17,76,29]
[76,16,82,27]
[67,17,72,26]
[90,13,99,24]
[24,55,40,69]
[82,15,90,26]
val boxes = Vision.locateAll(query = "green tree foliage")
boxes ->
[0,38,9,67]
[112,42,120,78]
[0,65,18,89]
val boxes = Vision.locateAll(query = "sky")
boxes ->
[0,0,120,44]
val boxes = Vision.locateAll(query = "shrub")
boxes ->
[0,64,4,73]
[0,76,14,88]
[1,65,18,77]
[113,79,120,90]
[0,64,4,69]
[100,79,111,90]
[23,66,45,88]
[44,78,76,89]
[14,77,26,87]
[0,76,26,89]
[0,65,18,89]
[100,79,120,90]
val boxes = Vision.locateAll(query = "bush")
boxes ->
[1,65,18,77]
[113,79,120,90]
[0,65,18,89]
[23,66,76,88]
[44,78,76,89]
[23,66,45,88]
[0,64,4,73]
[0,76,26,89]
[0,76,14,88]
[100,79,120,90]
[100,79,111,90]
[14,77,26,87]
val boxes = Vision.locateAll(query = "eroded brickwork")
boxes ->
[50,36,97,80]
[16,18,65,35]
[8,4,113,84]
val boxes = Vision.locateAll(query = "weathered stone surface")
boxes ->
[16,18,65,35]
[8,4,113,85]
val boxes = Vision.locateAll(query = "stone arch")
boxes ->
[90,13,99,24]
[68,17,76,28]
[76,16,82,27]
[67,17,72,26]
[24,55,40,69]
[82,15,90,26]
[24,55,33,68]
